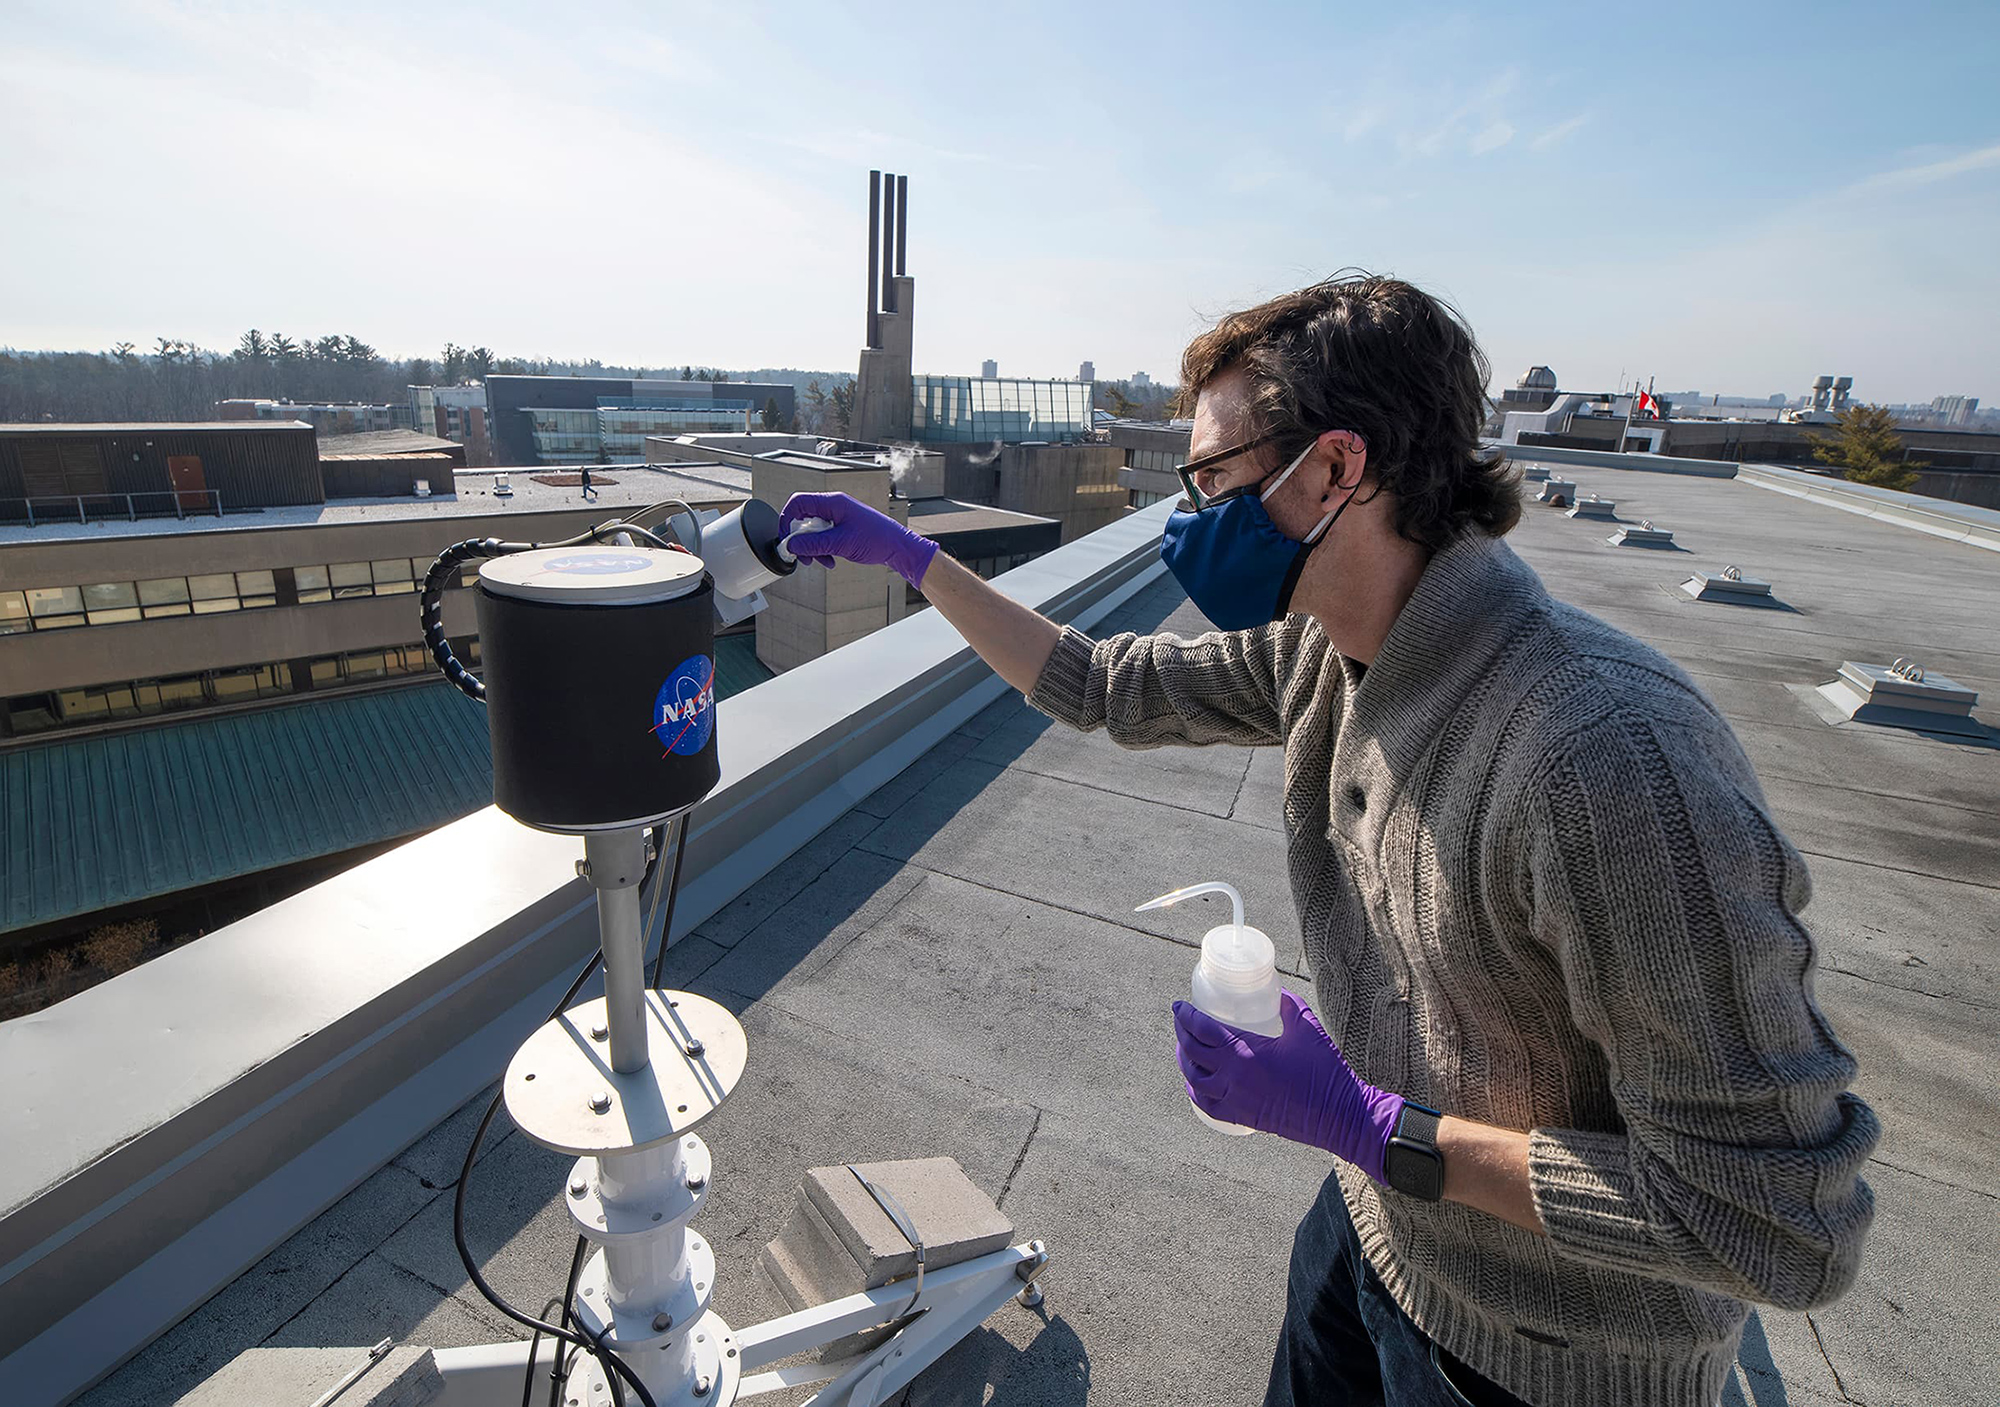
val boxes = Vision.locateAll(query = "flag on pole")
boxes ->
[1634,391,1661,419]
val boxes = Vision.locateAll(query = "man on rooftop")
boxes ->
[778,272,1878,1407]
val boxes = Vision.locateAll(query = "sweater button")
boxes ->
[1346,785,1367,813]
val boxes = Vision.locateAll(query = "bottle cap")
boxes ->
[1200,924,1275,988]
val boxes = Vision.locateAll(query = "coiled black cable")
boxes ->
[420,517,690,704]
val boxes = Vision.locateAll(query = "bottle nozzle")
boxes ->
[1135,881,1245,932]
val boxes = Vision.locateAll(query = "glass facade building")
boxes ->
[526,399,756,463]
[910,377,1093,444]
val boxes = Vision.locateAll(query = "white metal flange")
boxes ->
[565,1311,741,1407]
[506,991,747,1157]
[572,1236,719,1352]
[566,1137,713,1241]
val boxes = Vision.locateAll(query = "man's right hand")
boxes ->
[780,492,939,590]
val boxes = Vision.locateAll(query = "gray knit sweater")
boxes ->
[1027,529,1877,1407]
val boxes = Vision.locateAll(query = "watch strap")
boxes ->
[1384,1101,1445,1201]
[1394,1101,1441,1148]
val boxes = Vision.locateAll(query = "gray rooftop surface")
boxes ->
[0,464,751,546]
[84,470,1997,1407]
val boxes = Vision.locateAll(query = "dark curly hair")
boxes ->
[1178,271,1519,550]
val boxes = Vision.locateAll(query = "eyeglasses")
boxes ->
[1173,430,1284,510]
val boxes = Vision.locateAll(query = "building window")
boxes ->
[370,558,415,595]
[237,570,278,608]
[82,581,143,625]
[0,591,29,635]
[139,577,194,618]
[209,662,286,701]
[5,692,58,733]
[25,586,86,629]
[295,565,332,603]
[189,573,241,614]
[330,562,373,599]
[130,674,206,715]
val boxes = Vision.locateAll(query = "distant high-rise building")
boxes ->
[1132,371,1151,390]
[1933,395,1980,427]
[1078,361,1094,383]
[981,359,998,379]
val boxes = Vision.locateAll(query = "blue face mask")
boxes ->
[1161,442,1348,631]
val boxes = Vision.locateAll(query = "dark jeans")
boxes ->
[1266,1170,1530,1407]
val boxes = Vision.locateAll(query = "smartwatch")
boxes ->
[1383,1101,1445,1201]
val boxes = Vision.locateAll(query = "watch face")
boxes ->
[1386,1138,1445,1202]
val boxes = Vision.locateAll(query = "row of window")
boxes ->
[5,571,280,630]
[295,557,451,603]
[2,639,478,737]
[0,558,468,634]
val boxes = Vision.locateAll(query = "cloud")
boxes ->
[1341,107,1384,143]
[1470,121,1515,155]
[1530,114,1589,150]
[1848,140,2000,192]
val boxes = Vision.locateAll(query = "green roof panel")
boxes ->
[3,643,776,936]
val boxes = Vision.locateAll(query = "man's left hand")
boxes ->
[1173,990,1404,1182]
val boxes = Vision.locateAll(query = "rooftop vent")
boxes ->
[1566,495,1618,520]
[1535,478,1576,508]
[1681,565,1773,604]
[414,478,431,498]
[1817,658,1986,738]
[494,472,512,498]
[1609,520,1674,547]
[1520,463,1553,482]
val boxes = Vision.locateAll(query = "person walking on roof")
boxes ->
[776,272,1877,1407]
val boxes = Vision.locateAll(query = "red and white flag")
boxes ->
[1634,391,1661,418]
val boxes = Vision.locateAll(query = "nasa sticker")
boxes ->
[653,654,716,756]
[542,553,653,575]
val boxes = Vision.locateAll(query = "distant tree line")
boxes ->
[1092,377,1179,422]
[0,333,856,428]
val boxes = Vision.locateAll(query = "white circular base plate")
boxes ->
[505,991,746,1157]
[564,1310,740,1407]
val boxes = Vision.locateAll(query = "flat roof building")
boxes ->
[0,463,761,968]
[484,375,798,468]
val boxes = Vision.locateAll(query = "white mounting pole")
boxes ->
[584,827,650,1074]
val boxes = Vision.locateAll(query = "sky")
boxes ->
[3,0,1998,403]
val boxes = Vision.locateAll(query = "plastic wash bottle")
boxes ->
[1137,881,1283,1135]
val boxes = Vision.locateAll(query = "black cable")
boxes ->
[521,1296,565,1407]
[649,813,692,988]
[455,947,659,1407]
[547,1235,591,1407]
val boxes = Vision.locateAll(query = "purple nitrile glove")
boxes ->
[779,491,940,590]
[1172,990,1405,1182]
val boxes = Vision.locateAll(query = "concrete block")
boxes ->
[174,1345,440,1407]
[760,1157,1015,1362]
[761,1157,1014,1305]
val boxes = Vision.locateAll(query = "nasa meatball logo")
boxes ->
[652,654,716,757]
[543,553,653,575]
